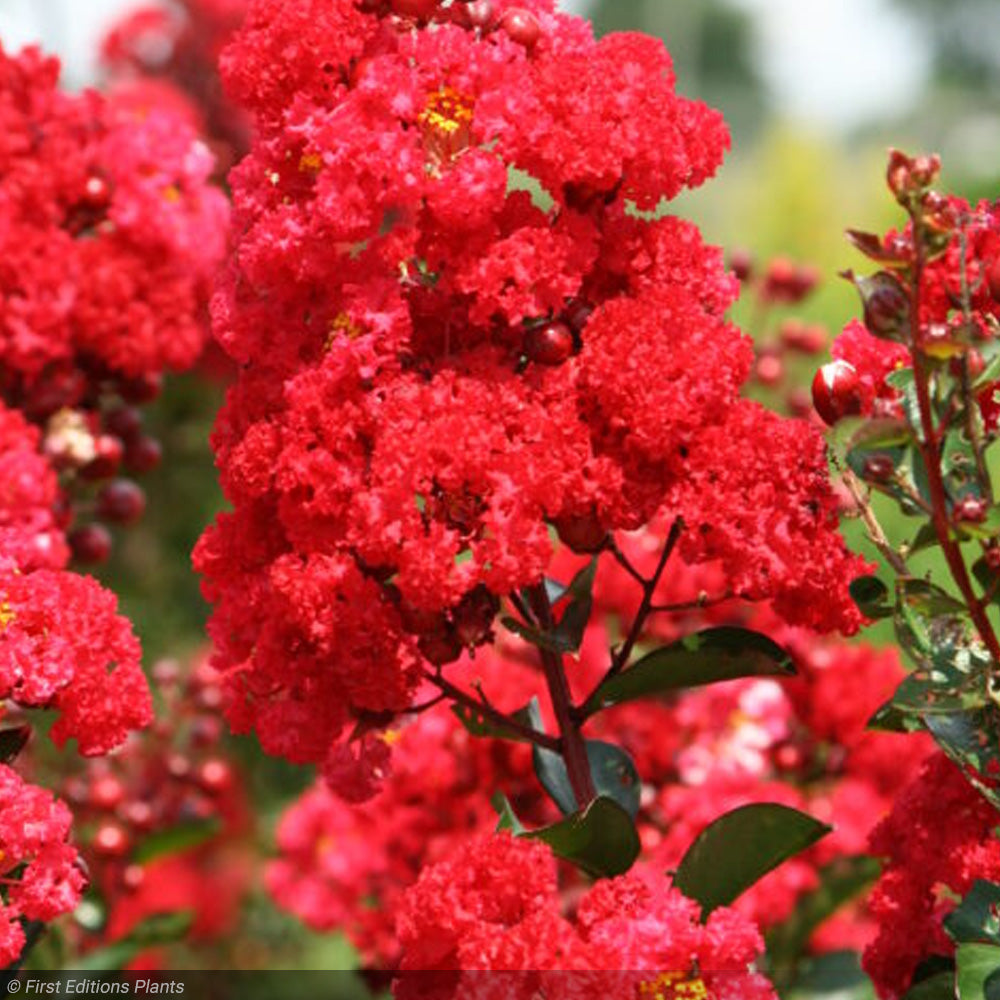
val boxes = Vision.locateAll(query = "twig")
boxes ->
[838,462,909,575]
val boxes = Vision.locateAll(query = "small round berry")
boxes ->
[553,511,608,554]
[500,7,541,48]
[96,480,146,524]
[390,0,439,18]
[69,525,113,565]
[89,775,126,812]
[729,248,753,282]
[563,299,593,334]
[754,354,783,387]
[955,496,989,525]
[811,361,864,426]
[103,406,143,442]
[418,628,463,666]
[118,372,162,404]
[525,321,574,366]
[452,586,500,647]
[462,0,495,28]
[81,435,124,481]
[81,174,111,209]
[122,865,145,892]
[124,436,163,474]
[120,801,155,832]
[196,758,233,794]
[93,823,131,858]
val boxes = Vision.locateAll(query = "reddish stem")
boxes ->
[908,230,1000,673]
[526,584,597,807]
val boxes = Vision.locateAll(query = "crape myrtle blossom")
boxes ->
[197,0,867,798]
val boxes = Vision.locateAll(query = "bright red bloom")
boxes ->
[864,754,1000,999]
[0,765,85,966]
[199,0,867,795]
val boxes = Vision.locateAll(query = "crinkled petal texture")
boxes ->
[199,0,865,794]
[393,834,776,997]
[0,43,228,388]
[864,754,1000,999]
[0,765,85,965]
[0,564,151,755]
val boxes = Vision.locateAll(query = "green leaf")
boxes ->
[533,740,641,818]
[850,576,893,620]
[925,708,1000,812]
[674,804,831,919]
[903,971,957,1000]
[451,696,542,745]
[909,522,942,556]
[491,793,526,835]
[767,856,881,971]
[946,881,1000,946]
[505,561,596,654]
[132,818,221,865]
[957,943,1000,1000]
[526,796,640,879]
[583,627,793,717]
[785,950,877,1000]
[0,727,30,764]
[74,911,194,971]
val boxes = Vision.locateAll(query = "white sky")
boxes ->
[1,0,932,132]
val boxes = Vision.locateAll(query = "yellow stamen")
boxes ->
[419,86,475,162]
[325,312,364,350]
[0,599,15,633]
[163,184,181,203]
[299,152,323,174]
[638,972,710,1000]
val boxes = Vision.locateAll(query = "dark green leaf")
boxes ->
[850,577,893,619]
[785,950,876,999]
[957,943,1000,1000]
[533,740,641,818]
[946,881,1000,946]
[909,522,942,556]
[674,804,831,918]
[505,561,596,654]
[0,727,30,765]
[527,796,640,879]
[491,793,525,835]
[925,709,1000,812]
[583,627,793,717]
[451,697,542,745]
[74,912,194,971]
[903,971,956,1000]
[132,818,221,864]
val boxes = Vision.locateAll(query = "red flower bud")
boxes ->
[553,511,608,554]
[124,436,163,474]
[955,496,989,525]
[986,256,1000,304]
[754,354,783,387]
[525,321,574,366]
[391,0,439,17]
[453,586,500,647]
[81,435,124,481]
[729,248,753,282]
[863,454,896,484]
[96,480,146,524]
[196,758,233,794]
[811,361,864,426]
[69,524,113,565]
[462,0,495,29]
[93,822,131,858]
[418,628,463,666]
[89,775,126,811]
[500,8,541,48]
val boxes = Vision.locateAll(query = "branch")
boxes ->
[423,669,560,751]
[838,462,909,576]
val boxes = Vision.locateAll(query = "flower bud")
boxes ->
[811,361,864,426]
[525,321,575,366]
[500,8,541,48]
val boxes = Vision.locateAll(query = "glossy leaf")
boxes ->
[527,796,640,879]
[533,740,641,818]
[903,971,957,1000]
[674,804,831,918]
[946,881,1000,946]
[506,561,597,654]
[0,727,30,765]
[583,627,793,717]
[956,944,1000,1000]
[451,697,542,745]
[850,576,892,620]
[925,709,1000,812]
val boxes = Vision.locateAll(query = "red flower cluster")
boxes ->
[198,0,866,793]
[0,44,227,398]
[0,765,85,966]
[393,833,776,999]
[864,754,1000,999]
[102,0,251,173]
[0,402,151,755]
